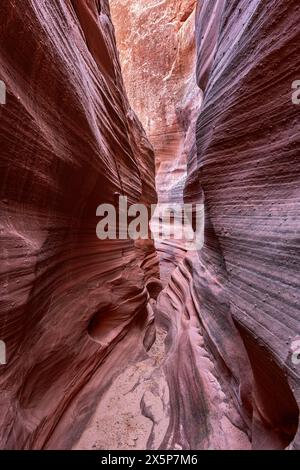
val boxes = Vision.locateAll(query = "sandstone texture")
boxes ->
[111,0,201,284]
[0,0,158,449]
[111,0,300,450]
[187,0,300,449]
[0,0,299,452]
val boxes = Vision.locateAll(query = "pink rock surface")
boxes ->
[0,0,158,449]
[113,0,300,450]
[111,0,201,284]
[0,0,299,452]
[185,0,300,449]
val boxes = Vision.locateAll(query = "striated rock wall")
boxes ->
[188,0,300,449]
[155,0,300,449]
[111,0,252,450]
[0,0,299,452]
[0,0,158,449]
[112,0,300,450]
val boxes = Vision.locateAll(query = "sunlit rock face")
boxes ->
[111,0,252,450]
[111,0,201,283]
[0,0,158,449]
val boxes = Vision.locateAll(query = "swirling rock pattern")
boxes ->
[0,0,158,449]
[187,0,300,449]
[154,0,300,449]
[111,0,252,450]
[0,0,299,452]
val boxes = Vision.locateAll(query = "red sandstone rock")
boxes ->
[112,0,252,450]
[0,0,158,449]
[111,0,201,284]
[184,0,300,449]
[0,0,299,452]
[113,0,300,450]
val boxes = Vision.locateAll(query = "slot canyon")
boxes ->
[0,0,300,451]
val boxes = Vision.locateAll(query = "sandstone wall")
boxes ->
[188,0,300,449]
[0,0,158,449]
[112,0,300,449]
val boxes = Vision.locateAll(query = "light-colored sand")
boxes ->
[73,327,169,450]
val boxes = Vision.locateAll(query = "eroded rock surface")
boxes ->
[111,0,300,450]
[111,0,201,284]
[0,0,299,452]
[188,0,300,449]
[0,0,158,449]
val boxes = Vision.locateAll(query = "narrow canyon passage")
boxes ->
[74,0,248,450]
[0,0,299,451]
[74,0,213,450]
[75,0,300,450]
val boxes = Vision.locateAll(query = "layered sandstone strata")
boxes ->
[0,0,299,452]
[112,0,300,450]
[157,0,300,449]
[187,0,300,449]
[0,0,158,449]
